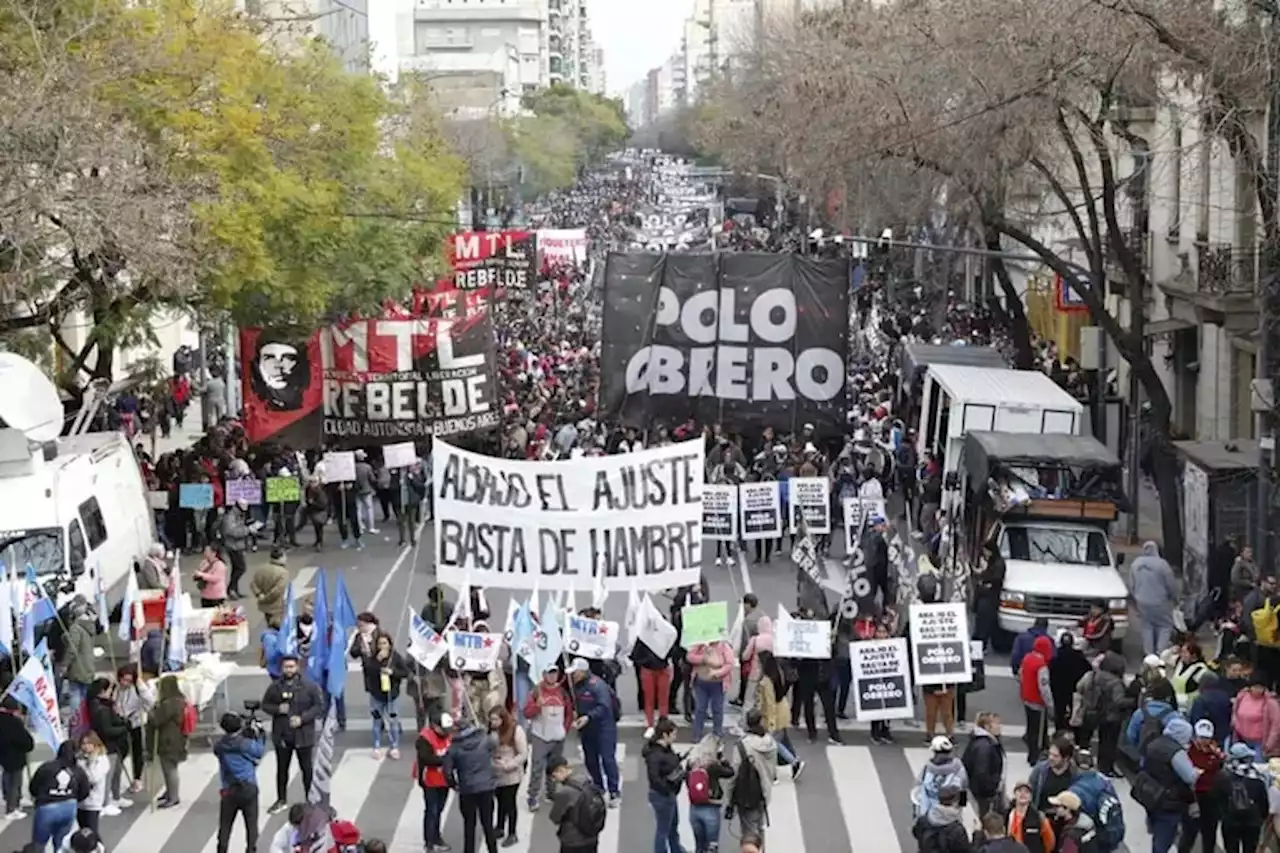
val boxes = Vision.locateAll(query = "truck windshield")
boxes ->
[0,528,65,577]
[1001,526,1110,567]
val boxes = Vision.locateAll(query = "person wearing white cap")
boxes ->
[522,662,574,812]
[568,658,622,806]
[913,736,968,819]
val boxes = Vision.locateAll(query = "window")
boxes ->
[67,520,87,576]
[1001,526,1110,567]
[1168,119,1182,242]
[79,497,108,550]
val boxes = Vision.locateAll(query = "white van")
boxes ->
[0,428,156,607]
[0,352,157,610]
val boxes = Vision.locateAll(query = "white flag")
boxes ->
[118,567,142,643]
[407,607,449,671]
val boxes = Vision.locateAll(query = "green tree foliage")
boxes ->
[0,0,462,387]
[508,84,628,194]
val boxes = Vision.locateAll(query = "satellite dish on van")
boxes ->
[0,352,62,443]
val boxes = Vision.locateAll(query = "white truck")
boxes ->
[913,364,1085,475]
[0,353,156,611]
[957,430,1130,648]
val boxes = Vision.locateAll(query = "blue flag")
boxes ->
[280,583,298,658]
[22,564,56,656]
[326,573,357,699]
[309,570,330,684]
[532,603,564,677]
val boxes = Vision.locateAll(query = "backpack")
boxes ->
[687,766,711,805]
[180,701,198,736]
[569,779,608,836]
[1226,775,1259,824]
[730,743,766,812]
[1136,707,1175,756]
[1089,778,1125,851]
[610,687,622,723]
[1252,599,1280,646]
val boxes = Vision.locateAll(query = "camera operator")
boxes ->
[213,708,266,853]
[260,652,325,813]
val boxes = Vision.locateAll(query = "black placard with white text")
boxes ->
[739,481,782,541]
[851,638,914,721]
[908,602,973,685]
[702,484,738,541]
[789,476,831,534]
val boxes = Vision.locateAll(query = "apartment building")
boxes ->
[236,0,371,73]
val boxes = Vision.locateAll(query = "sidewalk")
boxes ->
[136,402,206,457]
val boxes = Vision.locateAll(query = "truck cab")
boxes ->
[956,431,1130,647]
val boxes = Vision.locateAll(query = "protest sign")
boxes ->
[321,451,356,483]
[702,484,738,541]
[447,630,503,672]
[565,614,618,660]
[842,497,886,553]
[266,476,301,503]
[432,438,704,592]
[226,479,262,506]
[407,609,448,671]
[739,481,782,541]
[852,638,914,721]
[147,491,170,510]
[909,602,973,685]
[680,601,728,646]
[178,484,214,510]
[774,609,832,659]
[383,442,417,469]
[636,594,678,658]
[5,639,64,749]
[789,477,831,534]
[791,534,821,586]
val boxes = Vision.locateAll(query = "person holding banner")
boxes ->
[687,637,737,742]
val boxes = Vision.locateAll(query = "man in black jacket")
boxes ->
[913,785,974,853]
[260,654,325,813]
[86,677,131,811]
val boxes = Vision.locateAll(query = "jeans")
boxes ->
[692,679,725,741]
[649,790,684,853]
[370,695,402,749]
[160,757,181,801]
[1142,623,1172,656]
[1148,809,1182,853]
[689,803,721,853]
[830,659,853,715]
[1,767,21,812]
[216,781,259,853]
[1222,826,1261,853]
[32,800,77,850]
[528,735,566,803]
[356,493,377,532]
[582,729,620,795]
[330,692,347,728]
[773,730,797,765]
[423,785,448,847]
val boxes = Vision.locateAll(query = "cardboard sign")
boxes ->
[679,601,728,647]
[447,630,503,672]
[909,602,973,685]
[383,442,417,470]
[852,638,914,721]
[178,484,214,510]
[789,476,831,534]
[265,476,301,503]
[702,484,738,541]
[225,479,262,506]
[739,481,782,541]
[321,451,356,484]
[774,609,832,659]
[147,491,170,510]
[564,614,619,660]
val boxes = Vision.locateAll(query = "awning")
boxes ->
[1143,318,1195,337]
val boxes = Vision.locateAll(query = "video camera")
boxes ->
[240,700,266,738]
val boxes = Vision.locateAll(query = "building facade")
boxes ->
[236,0,371,72]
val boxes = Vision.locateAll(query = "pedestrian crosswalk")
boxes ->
[0,731,1161,853]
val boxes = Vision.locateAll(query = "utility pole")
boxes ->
[1126,138,1151,545]
[1259,10,1280,574]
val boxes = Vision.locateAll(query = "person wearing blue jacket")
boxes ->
[1011,619,1054,675]
[259,627,284,680]
[1188,671,1232,747]
[213,712,266,853]
[568,657,621,805]
[1125,678,1183,749]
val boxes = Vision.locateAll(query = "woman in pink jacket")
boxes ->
[686,639,737,741]
[740,617,774,716]
[1230,677,1280,760]
[192,544,228,607]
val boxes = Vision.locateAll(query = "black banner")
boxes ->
[599,252,849,433]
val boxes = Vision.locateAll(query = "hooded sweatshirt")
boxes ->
[1020,635,1055,712]
[743,616,774,677]
[1160,717,1200,787]
[733,732,778,808]
[30,743,90,806]
[917,752,969,816]
[1232,688,1280,754]
[1130,541,1177,629]
[912,802,972,853]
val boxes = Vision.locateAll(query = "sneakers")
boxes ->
[268,800,288,815]
[828,733,844,746]
[791,761,806,782]
[373,748,384,760]
[158,798,181,809]
[527,797,540,812]
[608,793,621,808]
[129,779,144,794]
[100,805,122,817]
[4,810,26,820]
[501,835,519,848]
[389,748,400,760]
[113,797,133,809]
[715,557,723,567]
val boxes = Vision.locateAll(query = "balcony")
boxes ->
[1159,239,1260,330]
[1197,241,1259,295]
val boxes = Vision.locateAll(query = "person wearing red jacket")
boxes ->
[413,713,453,852]
[523,664,574,812]
[1020,634,1056,765]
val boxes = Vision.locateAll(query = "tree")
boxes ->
[0,0,463,392]
[508,84,628,194]
[696,0,1199,564]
